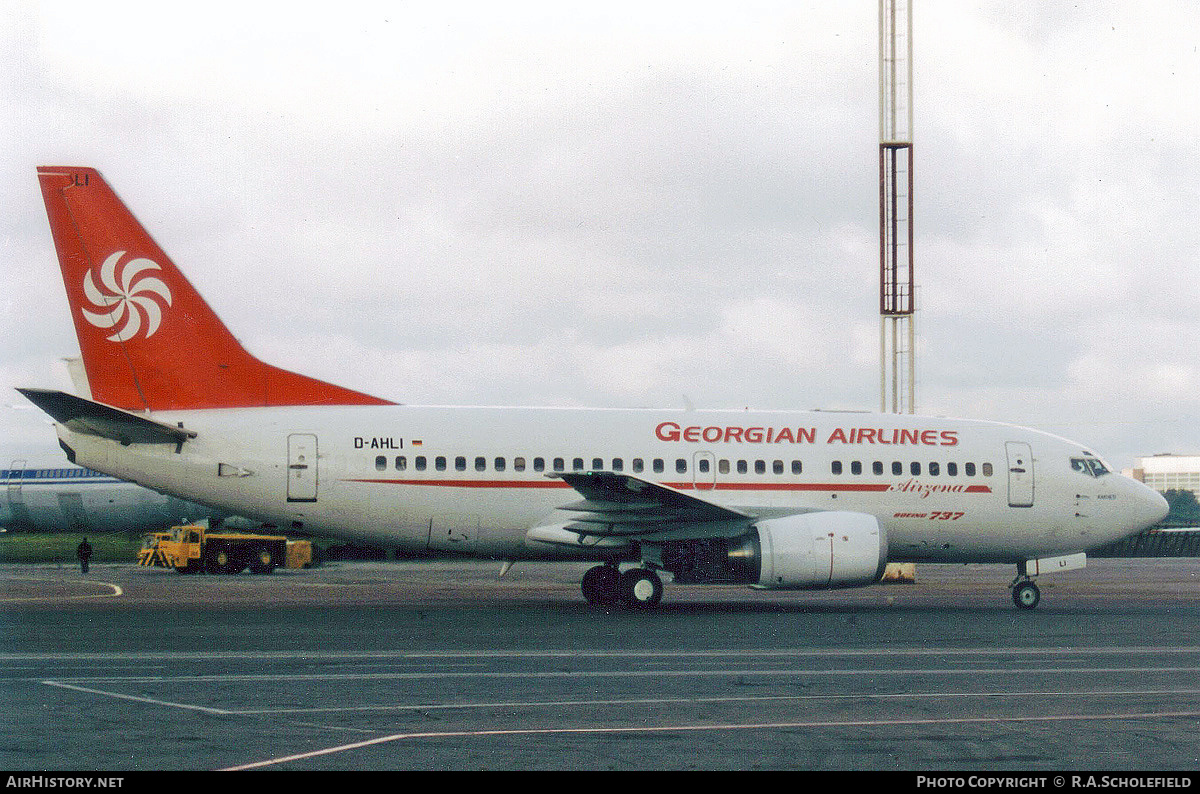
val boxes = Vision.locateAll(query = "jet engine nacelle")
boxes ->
[660,511,889,589]
[753,511,888,590]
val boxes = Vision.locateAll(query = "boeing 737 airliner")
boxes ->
[19,167,1168,609]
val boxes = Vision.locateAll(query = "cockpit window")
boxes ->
[1071,457,1111,478]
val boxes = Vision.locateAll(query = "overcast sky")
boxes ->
[2,1,1197,470]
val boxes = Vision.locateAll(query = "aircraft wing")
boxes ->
[547,471,751,539]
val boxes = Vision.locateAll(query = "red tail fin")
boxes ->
[37,167,393,411]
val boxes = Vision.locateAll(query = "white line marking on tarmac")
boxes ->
[41,680,232,715]
[230,687,1200,715]
[6,646,1200,662]
[0,576,122,602]
[40,665,1200,684]
[287,721,378,734]
[222,709,1200,771]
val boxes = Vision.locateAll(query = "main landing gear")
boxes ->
[581,563,664,609]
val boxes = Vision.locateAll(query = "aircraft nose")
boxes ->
[1131,480,1169,531]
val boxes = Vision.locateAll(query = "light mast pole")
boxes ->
[879,0,915,414]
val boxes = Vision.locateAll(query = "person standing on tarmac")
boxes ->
[76,537,93,574]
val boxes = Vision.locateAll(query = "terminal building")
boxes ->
[1107,454,1200,550]
[1124,454,1200,498]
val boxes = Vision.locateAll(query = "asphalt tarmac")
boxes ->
[2,558,1199,771]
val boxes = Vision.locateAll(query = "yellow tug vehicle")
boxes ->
[138,524,312,574]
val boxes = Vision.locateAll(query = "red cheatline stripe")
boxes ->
[344,479,570,489]
[341,479,991,494]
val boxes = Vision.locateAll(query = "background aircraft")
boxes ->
[0,448,227,534]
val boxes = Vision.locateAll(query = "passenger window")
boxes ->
[653,459,664,473]
[633,458,644,473]
[533,457,545,472]
[965,462,976,477]
[982,463,993,477]
[395,456,406,471]
[553,458,564,472]
[832,461,843,475]
[698,458,710,474]
[892,461,902,476]
[494,457,505,472]
[676,459,687,474]
[873,461,883,476]
[455,456,466,471]
[475,456,486,472]
[929,462,940,476]
[947,462,958,476]
[719,459,730,475]
[573,458,584,471]
[612,458,623,472]
[435,457,447,471]
[755,460,766,475]
[737,460,748,474]
[792,460,802,475]
[416,456,427,471]
[592,458,604,471]
[911,462,921,475]
[851,461,862,475]
[375,456,386,471]
[513,457,525,472]
[773,460,783,475]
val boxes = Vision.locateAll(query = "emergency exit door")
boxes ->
[287,434,318,503]
[1005,441,1034,508]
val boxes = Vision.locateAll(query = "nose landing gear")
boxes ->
[1010,576,1041,610]
[1009,553,1086,610]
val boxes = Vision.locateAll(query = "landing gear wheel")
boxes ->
[1012,580,1041,610]
[618,568,663,609]
[581,565,620,607]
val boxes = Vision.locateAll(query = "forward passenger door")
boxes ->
[1005,441,1034,508]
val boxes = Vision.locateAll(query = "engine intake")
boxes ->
[662,511,887,590]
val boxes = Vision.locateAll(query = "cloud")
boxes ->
[2,1,1197,469]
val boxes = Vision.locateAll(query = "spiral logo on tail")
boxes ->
[81,251,173,342]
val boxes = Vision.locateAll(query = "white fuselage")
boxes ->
[50,405,1167,564]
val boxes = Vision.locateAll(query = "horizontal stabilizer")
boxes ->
[16,388,196,446]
